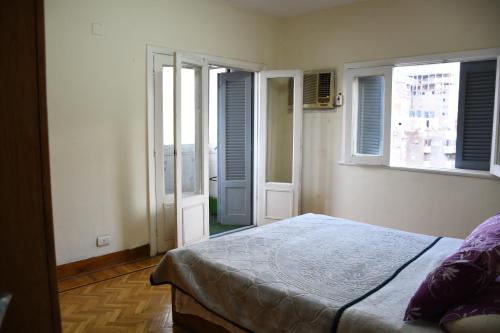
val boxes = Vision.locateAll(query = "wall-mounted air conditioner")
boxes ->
[303,70,336,109]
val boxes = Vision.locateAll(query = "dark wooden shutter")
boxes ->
[456,60,497,170]
[217,72,253,226]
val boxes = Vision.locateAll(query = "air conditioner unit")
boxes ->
[303,70,336,109]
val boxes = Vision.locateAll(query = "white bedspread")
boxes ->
[151,214,462,333]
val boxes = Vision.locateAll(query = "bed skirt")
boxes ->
[172,286,250,333]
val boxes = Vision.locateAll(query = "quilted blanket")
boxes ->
[151,214,461,332]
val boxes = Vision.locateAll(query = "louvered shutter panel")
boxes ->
[218,72,253,226]
[357,76,385,155]
[456,60,497,171]
[225,80,246,180]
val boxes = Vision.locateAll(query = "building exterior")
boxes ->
[391,63,460,168]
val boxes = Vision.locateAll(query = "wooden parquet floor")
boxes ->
[59,261,188,333]
[58,256,163,292]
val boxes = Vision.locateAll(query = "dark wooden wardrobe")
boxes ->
[0,0,61,332]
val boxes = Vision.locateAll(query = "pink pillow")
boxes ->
[404,214,500,321]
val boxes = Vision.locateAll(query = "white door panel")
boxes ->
[182,203,206,245]
[264,189,293,220]
[258,70,303,225]
[162,202,176,244]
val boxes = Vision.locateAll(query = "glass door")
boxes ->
[258,70,303,225]
[153,53,176,253]
[174,53,210,247]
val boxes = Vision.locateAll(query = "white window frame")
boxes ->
[344,66,392,165]
[491,56,500,177]
[341,47,500,179]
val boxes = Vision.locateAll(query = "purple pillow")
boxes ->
[404,213,500,321]
[439,278,500,326]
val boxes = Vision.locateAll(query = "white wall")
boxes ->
[47,0,500,265]
[45,0,281,264]
[279,0,500,238]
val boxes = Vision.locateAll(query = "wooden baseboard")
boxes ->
[56,244,150,281]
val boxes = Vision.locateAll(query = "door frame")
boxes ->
[147,45,264,255]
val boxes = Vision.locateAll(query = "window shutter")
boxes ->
[357,76,385,155]
[224,79,247,180]
[344,66,392,165]
[218,71,253,225]
[456,60,497,171]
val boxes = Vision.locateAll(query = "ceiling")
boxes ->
[224,0,366,18]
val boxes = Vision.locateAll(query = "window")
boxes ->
[181,63,203,197]
[209,67,228,147]
[344,66,392,165]
[344,53,500,177]
[162,65,174,195]
[391,63,459,169]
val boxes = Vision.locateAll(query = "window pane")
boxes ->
[181,64,203,197]
[266,77,293,183]
[209,67,227,146]
[163,66,174,195]
[390,63,460,168]
[357,76,384,155]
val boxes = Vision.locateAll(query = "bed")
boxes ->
[151,213,462,332]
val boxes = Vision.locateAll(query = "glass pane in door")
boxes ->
[181,63,203,197]
[163,66,175,195]
[266,77,294,183]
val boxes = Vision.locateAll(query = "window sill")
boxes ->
[338,161,499,180]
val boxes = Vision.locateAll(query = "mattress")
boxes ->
[151,213,462,333]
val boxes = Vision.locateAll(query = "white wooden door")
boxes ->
[153,53,176,253]
[174,52,210,247]
[258,70,303,225]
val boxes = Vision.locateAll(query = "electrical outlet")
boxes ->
[91,22,103,36]
[335,92,344,107]
[96,235,111,247]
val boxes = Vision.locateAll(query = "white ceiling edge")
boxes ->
[223,0,368,18]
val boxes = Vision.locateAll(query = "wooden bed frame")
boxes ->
[171,286,233,333]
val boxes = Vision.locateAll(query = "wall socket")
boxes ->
[96,235,111,247]
[335,92,344,107]
[91,22,103,36]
